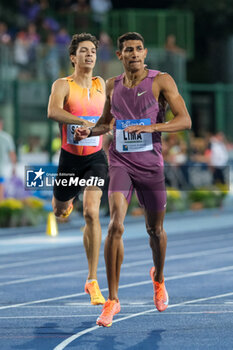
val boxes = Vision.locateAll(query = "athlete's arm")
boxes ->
[154,73,191,132]
[74,78,115,141]
[47,79,94,126]
[125,73,191,134]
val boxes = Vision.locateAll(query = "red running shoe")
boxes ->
[96,299,121,327]
[150,267,169,312]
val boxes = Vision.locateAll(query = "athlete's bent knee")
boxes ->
[108,220,124,239]
[147,225,163,238]
[83,207,99,224]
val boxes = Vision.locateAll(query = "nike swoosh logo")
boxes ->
[137,91,147,96]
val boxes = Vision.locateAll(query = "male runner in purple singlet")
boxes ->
[74,32,192,327]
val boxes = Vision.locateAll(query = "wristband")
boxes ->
[87,128,93,138]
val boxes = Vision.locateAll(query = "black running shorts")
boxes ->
[53,148,108,202]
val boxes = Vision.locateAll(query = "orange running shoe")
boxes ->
[96,299,121,327]
[150,267,169,312]
[84,280,105,305]
[61,203,73,218]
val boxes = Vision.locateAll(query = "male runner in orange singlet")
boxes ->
[47,33,108,305]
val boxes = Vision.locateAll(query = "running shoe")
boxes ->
[61,203,73,218]
[150,267,169,312]
[96,299,121,327]
[84,280,105,305]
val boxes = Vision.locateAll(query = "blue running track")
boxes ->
[0,208,233,350]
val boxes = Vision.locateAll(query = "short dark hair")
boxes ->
[69,33,99,66]
[117,32,144,51]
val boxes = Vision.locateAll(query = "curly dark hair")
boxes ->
[117,32,144,52]
[68,33,99,67]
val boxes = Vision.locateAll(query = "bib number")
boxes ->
[67,116,100,146]
[116,118,153,153]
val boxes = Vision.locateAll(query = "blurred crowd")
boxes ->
[20,128,233,175]
[162,131,232,167]
[0,0,113,80]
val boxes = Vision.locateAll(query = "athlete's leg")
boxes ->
[52,196,74,217]
[144,208,169,312]
[144,209,167,283]
[105,192,128,300]
[82,186,102,280]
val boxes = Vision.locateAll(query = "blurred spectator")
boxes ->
[163,133,187,165]
[71,0,90,12]
[164,34,186,83]
[0,21,12,45]
[43,17,60,33]
[55,27,70,46]
[57,0,74,14]
[21,135,43,153]
[162,133,188,189]
[190,132,210,163]
[207,132,229,185]
[56,27,71,75]
[14,30,31,79]
[41,33,60,80]
[19,0,41,22]
[0,117,17,201]
[165,34,186,56]
[90,0,112,24]
[71,0,91,31]
[98,31,112,79]
[27,23,40,76]
[39,0,50,16]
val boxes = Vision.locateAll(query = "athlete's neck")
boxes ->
[124,68,148,88]
[71,68,93,89]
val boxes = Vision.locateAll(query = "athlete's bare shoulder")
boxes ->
[105,77,116,98]
[51,78,69,91]
[152,72,178,100]
[95,76,105,86]
[153,72,176,89]
[51,78,70,98]
[95,76,106,93]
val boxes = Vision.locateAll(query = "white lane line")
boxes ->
[0,254,79,270]
[0,236,83,245]
[1,264,233,311]
[0,231,232,271]
[4,302,232,309]
[1,245,233,287]
[3,310,233,320]
[53,291,233,350]
[0,271,79,287]
[23,302,233,308]
[0,315,116,319]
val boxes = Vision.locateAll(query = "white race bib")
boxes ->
[116,118,153,153]
[67,116,100,146]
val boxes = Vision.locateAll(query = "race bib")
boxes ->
[116,118,153,153]
[67,116,100,146]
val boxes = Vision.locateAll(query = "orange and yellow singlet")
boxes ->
[61,76,105,156]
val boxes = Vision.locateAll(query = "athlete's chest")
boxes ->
[112,85,158,119]
[66,86,105,116]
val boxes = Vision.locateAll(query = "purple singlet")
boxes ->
[108,69,167,211]
[109,69,165,173]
